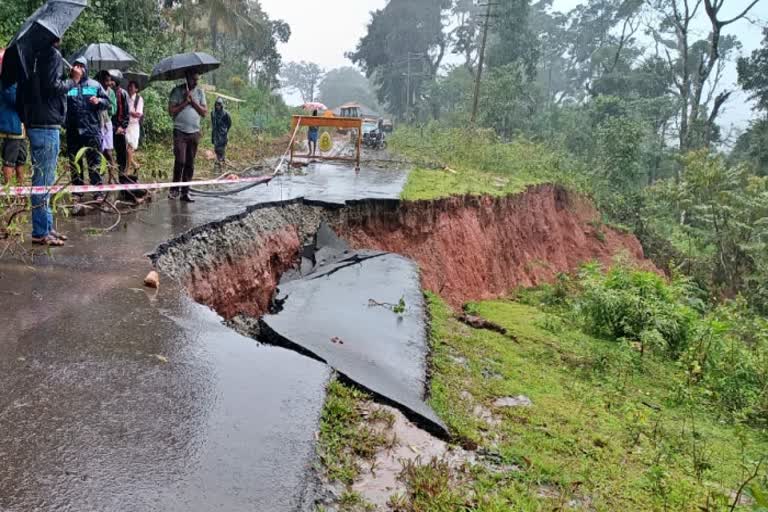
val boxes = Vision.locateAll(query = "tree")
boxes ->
[487,0,540,79]
[738,28,768,115]
[281,61,325,103]
[348,0,451,119]
[317,67,380,111]
[648,0,762,152]
[732,120,768,175]
[161,0,289,88]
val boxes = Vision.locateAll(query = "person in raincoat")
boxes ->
[0,48,26,186]
[65,56,110,200]
[211,96,231,165]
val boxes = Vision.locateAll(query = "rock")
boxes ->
[143,271,160,289]
[493,395,533,408]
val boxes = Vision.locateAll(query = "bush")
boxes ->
[690,300,768,422]
[574,263,698,356]
[141,86,174,143]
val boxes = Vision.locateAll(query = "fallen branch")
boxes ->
[730,457,765,512]
[458,314,518,341]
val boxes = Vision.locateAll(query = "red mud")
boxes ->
[185,225,301,320]
[336,185,653,308]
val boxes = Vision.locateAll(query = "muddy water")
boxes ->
[0,163,409,511]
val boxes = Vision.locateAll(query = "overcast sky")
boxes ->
[260,0,767,132]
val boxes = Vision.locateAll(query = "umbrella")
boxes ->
[69,43,136,73]
[149,52,220,82]
[120,71,150,90]
[303,102,327,112]
[1,0,88,86]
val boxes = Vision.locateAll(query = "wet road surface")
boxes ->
[0,163,408,511]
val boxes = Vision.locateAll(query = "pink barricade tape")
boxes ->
[1,118,304,198]
[0,175,274,197]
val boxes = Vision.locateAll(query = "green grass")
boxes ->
[401,167,545,201]
[390,125,587,201]
[317,379,394,487]
[426,293,768,511]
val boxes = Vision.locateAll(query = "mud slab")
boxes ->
[261,252,448,438]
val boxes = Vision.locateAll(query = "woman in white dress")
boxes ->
[126,81,144,174]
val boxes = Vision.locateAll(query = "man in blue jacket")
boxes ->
[0,48,26,186]
[66,57,110,199]
[16,39,78,247]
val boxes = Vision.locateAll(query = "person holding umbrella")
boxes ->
[2,0,88,246]
[151,51,218,203]
[167,70,208,202]
[65,56,110,200]
[17,38,79,246]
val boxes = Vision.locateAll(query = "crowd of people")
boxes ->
[0,37,232,247]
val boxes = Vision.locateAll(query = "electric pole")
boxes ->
[402,52,425,122]
[471,2,494,124]
[406,53,411,121]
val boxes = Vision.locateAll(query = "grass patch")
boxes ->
[390,125,587,201]
[425,293,768,511]
[317,379,393,486]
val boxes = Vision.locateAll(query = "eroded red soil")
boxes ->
[185,225,301,319]
[335,185,652,308]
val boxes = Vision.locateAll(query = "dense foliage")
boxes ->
[0,0,292,143]
[523,263,768,426]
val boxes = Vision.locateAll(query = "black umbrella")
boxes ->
[69,43,136,73]
[1,0,88,86]
[150,52,220,82]
[120,71,150,90]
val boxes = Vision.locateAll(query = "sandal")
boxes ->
[49,230,68,241]
[32,235,65,247]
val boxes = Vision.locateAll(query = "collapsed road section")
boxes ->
[151,184,653,433]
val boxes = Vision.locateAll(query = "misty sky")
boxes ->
[259,0,767,132]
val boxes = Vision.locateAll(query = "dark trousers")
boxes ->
[172,130,200,196]
[114,131,128,176]
[214,144,226,162]
[67,132,103,193]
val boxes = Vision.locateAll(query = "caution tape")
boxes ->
[0,174,274,197]
[0,118,306,198]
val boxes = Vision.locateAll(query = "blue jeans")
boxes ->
[28,128,60,238]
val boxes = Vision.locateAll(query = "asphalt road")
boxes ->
[0,162,408,512]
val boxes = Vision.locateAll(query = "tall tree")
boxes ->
[348,0,450,119]
[648,0,762,152]
[317,67,380,110]
[739,28,768,115]
[281,61,325,103]
[487,0,540,78]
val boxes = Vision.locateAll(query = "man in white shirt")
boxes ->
[167,71,207,203]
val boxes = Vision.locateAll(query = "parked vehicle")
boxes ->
[362,121,386,150]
